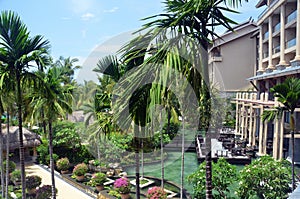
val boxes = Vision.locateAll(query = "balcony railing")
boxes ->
[273,45,280,54]
[286,10,297,24]
[286,38,296,48]
[263,52,269,58]
[263,31,269,40]
[257,0,280,20]
[273,23,280,33]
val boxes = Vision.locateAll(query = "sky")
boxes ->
[0,0,265,82]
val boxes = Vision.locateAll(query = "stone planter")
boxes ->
[76,175,85,182]
[61,170,69,174]
[120,193,130,199]
[96,184,104,192]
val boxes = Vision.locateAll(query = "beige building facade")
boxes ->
[235,0,300,161]
[209,20,258,93]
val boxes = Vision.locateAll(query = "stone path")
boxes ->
[25,164,95,199]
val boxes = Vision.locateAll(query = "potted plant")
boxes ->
[11,170,21,186]
[73,163,88,181]
[114,177,131,199]
[90,172,107,191]
[56,157,70,174]
[26,175,42,195]
[146,186,167,199]
[36,185,57,199]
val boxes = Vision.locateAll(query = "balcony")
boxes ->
[263,31,269,40]
[258,0,280,20]
[263,52,269,59]
[273,23,280,33]
[286,10,297,24]
[286,38,296,48]
[273,45,280,54]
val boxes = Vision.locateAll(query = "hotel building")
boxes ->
[235,0,300,161]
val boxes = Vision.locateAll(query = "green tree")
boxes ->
[262,77,300,191]
[237,155,291,199]
[188,158,238,199]
[0,11,50,198]
[29,66,73,199]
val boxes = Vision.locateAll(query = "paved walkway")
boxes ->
[25,163,95,199]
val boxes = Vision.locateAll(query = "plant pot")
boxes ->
[120,193,130,199]
[95,184,104,192]
[61,170,69,174]
[76,175,85,182]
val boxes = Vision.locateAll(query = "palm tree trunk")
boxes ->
[0,111,5,198]
[291,114,295,191]
[180,116,185,199]
[5,111,10,199]
[205,133,212,199]
[48,122,56,199]
[16,74,26,199]
[160,124,164,188]
[134,125,140,199]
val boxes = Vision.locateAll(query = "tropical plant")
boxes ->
[237,155,291,199]
[73,163,88,176]
[36,185,57,199]
[146,186,167,199]
[0,10,50,198]
[11,170,21,183]
[262,77,300,190]
[188,157,238,199]
[56,157,70,171]
[25,175,42,189]
[114,177,131,194]
[90,172,107,186]
[3,160,16,174]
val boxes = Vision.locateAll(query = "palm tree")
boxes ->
[29,66,73,199]
[0,11,50,198]
[55,56,81,85]
[262,77,300,191]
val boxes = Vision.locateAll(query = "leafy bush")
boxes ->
[3,160,16,173]
[188,158,238,198]
[56,157,70,171]
[146,186,167,199]
[237,155,291,199]
[26,175,42,189]
[114,177,131,194]
[11,170,21,182]
[36,185,57,199]
[90,172,107,186]
[73,163,88,176]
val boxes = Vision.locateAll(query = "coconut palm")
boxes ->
[262,77,300,191]
[0,11,50,198]
[55,56,81,85]
[29,66,73,199]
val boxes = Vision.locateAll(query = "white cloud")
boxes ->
[81,30,87,38]
[81,13,95,21]
[69,0,95,14]
[61,17,72,20]
[104,7,119,13]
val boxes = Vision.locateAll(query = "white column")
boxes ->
[278,4,288,67]
[258,105,265,155]
[293,0,300,61]
[267,17,274,70]
[278,116,284,159]
[248,106,254,146]
[252,109,257,146]
[257,26,265,74]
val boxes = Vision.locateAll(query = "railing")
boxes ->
[264,31,269,40]
[263,52,269,58]
[257,0,280,20]
[273,22,280,33]
[286,10,297,24]
[273,45,280,54]
[286,38,296,48]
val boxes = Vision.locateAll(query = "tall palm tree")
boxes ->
[262,77,300,191]
[0,11,50,198]
[55,56,81,85]
[29,66,73,199]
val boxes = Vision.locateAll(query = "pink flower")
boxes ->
[146,186,167,199]
[114,177,131,193]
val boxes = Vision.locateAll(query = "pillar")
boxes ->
[257,26,265,74]
[278,4,288,68]
[291,0,300,64]
[267,17,274,70]
[258,105,265,155]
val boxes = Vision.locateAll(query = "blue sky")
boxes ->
[0,0,265,82]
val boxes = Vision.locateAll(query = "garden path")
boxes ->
[25,163,95,199]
